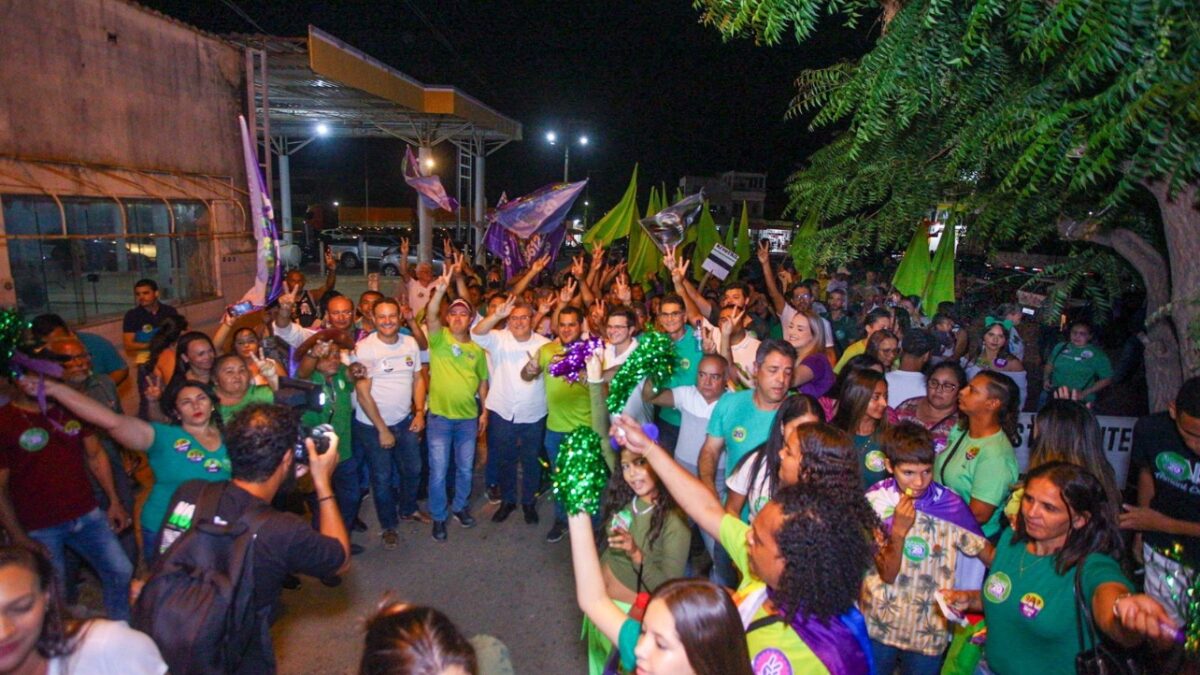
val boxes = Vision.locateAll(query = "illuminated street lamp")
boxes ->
[545,129,590,182]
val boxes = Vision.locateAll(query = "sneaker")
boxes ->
[282,574,302,590]
[523,503,539,525]
[381,529,400,550]
[486,485,501,504]
[492,502,516,523]
[545,520,567,543]
[432,521,448,542]
[352,517,368,533]
[400,511,433,525]
[452,510,477,528]
[350,543,365,556]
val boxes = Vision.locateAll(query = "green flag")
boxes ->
[629,186,664,284]
[922,225,956,312]
[891,223,931,297]
[789,210,819,280]
[583,165,639,247]
[691,200,719,281]
[674,187,685,204]
[728,201,752,279]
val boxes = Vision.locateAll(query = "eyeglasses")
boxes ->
[659,311,684,318]
[607,323,630,330]
[927,380,959,392]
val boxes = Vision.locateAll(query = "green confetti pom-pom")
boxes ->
[606,330,677,415]
[0,308,31,376]
[550,427,610,516]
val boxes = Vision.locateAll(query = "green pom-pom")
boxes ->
[0,308,31,376]
[606,330,677,415]
[550,427,610,516]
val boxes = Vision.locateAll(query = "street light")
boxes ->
[315,123,330,136]
[545,130,591,182]
[332,201,339,207]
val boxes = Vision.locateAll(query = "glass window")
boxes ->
[2,195,215,324]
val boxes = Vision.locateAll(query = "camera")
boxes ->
[294,424,334,464]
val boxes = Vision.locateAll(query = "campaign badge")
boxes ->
[965,446,981,461]
[203,458,223,474]
[732,427,747,443]
[142,323,154,334]
[186,448,205,463]
[1019,592,1045,619]
[679,358,691,371]
[63,420,82,436]
[1156,452,1192,482]
[19,428,49,452]
[983,572,1012,603]
[903,536,930,563]
[865,450,887,473]
[752,648,793,675]
[174,438,191,454]
[404,356,414,368]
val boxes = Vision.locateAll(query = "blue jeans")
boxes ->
[870,638,943,675]
[332,451,362,531]
[544,429,568,523]
[355,419,422,531]
[427,414,478,522]
[30,508,133,620]
[487,411,545,505]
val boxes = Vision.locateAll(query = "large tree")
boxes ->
[695,0,1199,410]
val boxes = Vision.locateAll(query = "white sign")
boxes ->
[1012,412,1138,488]
[702,244,739,281]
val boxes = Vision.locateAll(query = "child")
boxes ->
[861,422,994,674]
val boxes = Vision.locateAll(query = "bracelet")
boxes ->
[1113,592,1132,618]
[318,495,335,503]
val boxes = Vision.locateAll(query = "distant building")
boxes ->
[679,171,767,221]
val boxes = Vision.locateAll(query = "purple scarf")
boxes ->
[866,478,984,536]
[764,590,874,675]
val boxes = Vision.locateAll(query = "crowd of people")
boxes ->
[0,234,1195,674]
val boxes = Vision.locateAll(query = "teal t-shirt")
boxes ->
[659,325,703,426]
[855,433,889,488]
[983,529,1132,675]
[143,423,231,533]
[706,389,780,472]
[428,328,488,420]
[301,368,354,461]
[618,618,641,671]
[216,385,274,423]
[934,426,1019,537]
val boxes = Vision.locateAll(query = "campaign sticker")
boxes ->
[1081,350,1094,359]
[404,356,414,368]
[865,450,887,473]
[732,427,747,443]
[965,446,981,461]
[983,572,1012,603]
[203,458,224,474]
[142,323,154,334]
[186,448,205,463]
[903,536,930,563]
[174,438,192,454]
[752,648,793,675]
[679,358,691,371]
[19,428,49,452]
[1019,592,1045,619]
[1156,452,1192,481]
[63,420,82,436]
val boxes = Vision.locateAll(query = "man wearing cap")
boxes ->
[424,264,488,541]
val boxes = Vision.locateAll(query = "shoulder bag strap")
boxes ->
[935,431,969,484]
[746,614,785,633]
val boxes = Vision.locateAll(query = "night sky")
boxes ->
[143,1,875,220]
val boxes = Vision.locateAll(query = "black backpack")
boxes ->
[132,482,272,674]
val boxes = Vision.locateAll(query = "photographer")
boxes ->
[155,403,349,673]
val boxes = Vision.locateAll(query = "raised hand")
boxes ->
[756,240,771,266]
[610,414,655,455]
[368,272,380,292]
[560,277,579,304]
[251,348,277,380]
[144,372,164,401]
[450,251,465,277]
[324,246,337,270]
[522,350,542,378]
[613,276,632,305]
[571,254,586,279]
[443,237,454,259]
[537,294,558,316]
[590,242,604,262]
[531,254,550,273]
[495,296,516,319]
[310,339,334,360]
[400,237,410,257]
[434,265,454,293]
[893,494,916,537]
[777,268,794,291]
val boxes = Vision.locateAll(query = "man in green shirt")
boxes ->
[424,265,489,542]
[522,305,590,543]
[301,344,360,553]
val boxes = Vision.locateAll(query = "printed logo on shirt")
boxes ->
[965,446,981,461]
[404,355,415,368]
[1019,592,1045,619]
[903,535,930,562]
[186,448,205,463]
[752,648,793,675]
[174,438,191,453]
[451,343,463,357]
[864,450,887,473]
[753,495,770,514]
[142,323,154,334]
[1080,350,1093,359]
[732,426,748,443]
[983,571,1012,603]
[679,358,691,371]
[18,428,49,452]
[203,458,224,474]
[1155,452,1195,484]
[63,419,82,436]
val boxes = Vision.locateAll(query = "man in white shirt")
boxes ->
[886,328,937,407]
[352,298,428,551]
[601,306,639,379]
[641,354,729,479]
[471,297,550,524]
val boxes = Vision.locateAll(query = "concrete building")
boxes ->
[679,170,767,221]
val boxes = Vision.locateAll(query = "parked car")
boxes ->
[379,247,446,276]
[319,229,401,269]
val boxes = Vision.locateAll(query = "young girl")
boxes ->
[965,318,1027,408]
[833,369,891,488]
[585,446,691,674]
[725,395,825,522]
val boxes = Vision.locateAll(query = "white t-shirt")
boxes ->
[48,620,167,675]
[603,338,638,371]
[729,334,761,377]
[780,304,835,348]
[726,452,772,521]
[406,278,436,314]
[471,328,550,424]
[671,385,719,466]
[353,332,423,425]
[886,369,928,407]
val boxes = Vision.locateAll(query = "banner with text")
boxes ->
[1013,413,1138,488]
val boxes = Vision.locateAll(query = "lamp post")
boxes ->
[545,130,590,182]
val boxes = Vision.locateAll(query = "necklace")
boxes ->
[631,496,655,516]
[1018,544,1044,578]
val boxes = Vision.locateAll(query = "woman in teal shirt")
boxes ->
[37,378,230,566]
[944,463,1176,674]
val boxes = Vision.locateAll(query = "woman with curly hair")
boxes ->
[609,414,878,674]
[581,443,690,674]
[725,394,825,522]
[833,369,891,489]
[0,544,165,674]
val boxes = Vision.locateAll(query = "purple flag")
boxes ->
[404,146,459,213]
[229,116,283,317]
[484,180,587,278]
[865,478,984,536]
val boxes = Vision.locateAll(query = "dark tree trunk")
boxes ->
[1145,180,1200,380]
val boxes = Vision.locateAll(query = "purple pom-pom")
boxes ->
[549,336,604,383]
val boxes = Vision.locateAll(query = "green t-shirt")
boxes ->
[216,385,274,423]
[659,325,703,426]
[707,389,780,472]
[833,338,867,373]
[539,342,591,433]
[1048,342,1113,402]
[934,426,1018,537]
[144,423,231,533]
[829,314,858,353]
[617,617,641,671]
[600,497,691,593]
[983,529,1132,675]
[428,328,488,420]
[301,368,354,461]
[720,515,830,674]
[855,433,889,489]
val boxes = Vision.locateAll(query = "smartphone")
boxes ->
[610,509,632,534]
